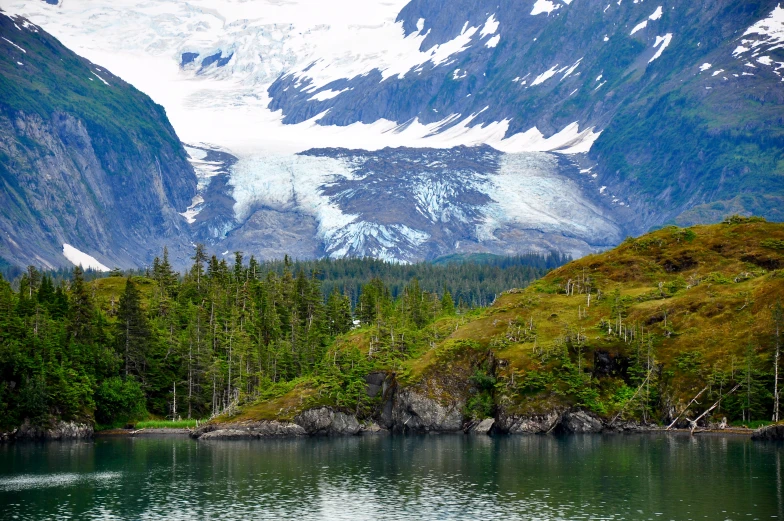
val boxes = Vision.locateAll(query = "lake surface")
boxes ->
[0,433,781,520]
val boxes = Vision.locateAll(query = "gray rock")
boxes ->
[494,411,560,434]
[555,410,604,434]
[365,372,387,398]
[15,420,93,441]
[294,407,361,436]
[359,422,389,435]
[392,389,463,432]
[467,418,495,435]
[193,421,306,440]
[752,424,784,441]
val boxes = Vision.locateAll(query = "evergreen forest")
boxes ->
[0,248,557,429]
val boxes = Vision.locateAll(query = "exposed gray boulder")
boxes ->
[192,421,306,440]
[554,410,604,434]
[365,372,387,398]
[494,410,560,434]
[752,424,784,441]
[392,389,463,432]
[294,407,361,436]
[15,420,93,440]
[359,422,389,435]
[466,418,495,435]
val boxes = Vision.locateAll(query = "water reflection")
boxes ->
[0,434,781,520]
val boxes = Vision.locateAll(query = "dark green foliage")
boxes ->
[94,377,146,427]
[115,278,150,378]
[0,245,549,428]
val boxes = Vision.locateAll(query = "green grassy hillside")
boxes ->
[228,217,784,427]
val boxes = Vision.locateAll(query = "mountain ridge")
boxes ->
[0,9,197,270]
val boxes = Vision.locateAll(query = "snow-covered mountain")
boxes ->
[1,0,782,266]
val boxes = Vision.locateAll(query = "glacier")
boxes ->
[0,0,631,263]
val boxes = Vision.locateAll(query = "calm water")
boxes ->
[0,434,781,520]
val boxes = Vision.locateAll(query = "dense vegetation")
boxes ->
[223,218,784,429]
[405,217,784,426]
[0,249,555,430]
[2,219,782,432]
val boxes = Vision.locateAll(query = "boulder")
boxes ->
[15,419,93,441]
[193,421,306,440]
[359,422,389,435]
[494,410,560,434]
[365,372,387,398]
[391,389,463,433]
[554,410,604,434]
[752,423,784,441]
[467,418,495,435]
[294,407,361,436]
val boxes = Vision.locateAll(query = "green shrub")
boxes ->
[94,377,147,427]
[761,239,784,251]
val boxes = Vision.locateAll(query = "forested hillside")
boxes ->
[0,250,555,429]
[213,217,784,431]
[2,219,782,433]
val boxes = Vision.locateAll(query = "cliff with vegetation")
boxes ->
[0,11,196,271]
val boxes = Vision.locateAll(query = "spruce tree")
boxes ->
[116,277,150,379]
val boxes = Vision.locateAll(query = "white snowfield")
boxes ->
[0,0,637,261]
[0,0,599,157]
[62,244,110,272]
[732,5,784,79]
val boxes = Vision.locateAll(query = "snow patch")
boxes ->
[649,6,663,21]
[757,55,773,66]
[630,20,647,35]
[699,63,712,71]
[1,36,26,53]
[531,64,560,86]
[485,34,500,48]
[309,88,350,101]
[531,0,560,16]
[649,33,673,63]
[62,244,110,272]
[91,71,110,86]
[737,5,784,58]
[480,14,499,37]
[561,58,582,80]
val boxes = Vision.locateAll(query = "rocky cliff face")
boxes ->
[0,11,196,270]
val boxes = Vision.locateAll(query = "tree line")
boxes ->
[0,247,556,429]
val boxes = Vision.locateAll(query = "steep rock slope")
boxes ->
[0,11,196,270]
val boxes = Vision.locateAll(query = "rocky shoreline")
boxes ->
[3,391,774,442]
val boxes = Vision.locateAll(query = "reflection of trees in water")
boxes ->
[3,436,782,520]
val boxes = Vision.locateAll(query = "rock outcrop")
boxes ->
[294,407,361,436]
[752,423,784,441]
[494,410,561,434]
[14,420,93,440]
[391,389,464,433]
[466,418,495,434]
[192,421,306,440]
[0,11,197,270]
[553,410,605,434]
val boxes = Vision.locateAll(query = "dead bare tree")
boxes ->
[686,383,741,434]
[666,385,709,430]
